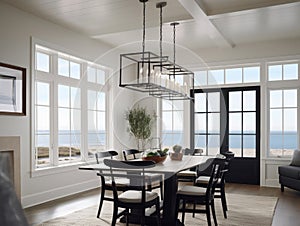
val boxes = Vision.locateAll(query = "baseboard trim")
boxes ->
[22,179,99,208]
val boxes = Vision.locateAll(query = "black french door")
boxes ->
[191,86,260,185]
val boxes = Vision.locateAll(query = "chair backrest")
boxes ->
[102,159,156,203]
[122,149,140,160]
[206,163,222,200]
[95,150,118,164]
[193,148,203,156]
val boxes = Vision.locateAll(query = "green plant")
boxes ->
[125,106,155,151]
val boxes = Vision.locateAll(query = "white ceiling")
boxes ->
[2,0,300,52]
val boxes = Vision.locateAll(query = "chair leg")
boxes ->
[112,204,118,226]
[192,202,196,218]
[160,181,164,200]
[206,202,212,226]
[281,184,284,192]
[182,200,186,224]
[221,186,228,218]
[156,199,161,226]
[97,187,106,218]
[141,208,145,226]
[211,200,218,226]
[126,208,129,226]
[175,196,180,221]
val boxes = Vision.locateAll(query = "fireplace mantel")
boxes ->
[0,136,21,198]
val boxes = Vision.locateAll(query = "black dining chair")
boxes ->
[177,148,204,183]
[95,150,129,218]
[194,152,235,218]
[122,149,164,200]
[102,159,161,226]
[175,163,222,226]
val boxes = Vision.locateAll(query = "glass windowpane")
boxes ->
[270,90,282,108]
[229,113,241,133]
[283,64,298,80]
[58,85,69,107]
[36,52,49,72]
[243,113,256,134]
[36,82,49,105]
[70,62,80,79]
[229,135,241,157]
[195,114,206,133]
[284,89,297,107]
[225,68,242,84]
[243,91,256,111]
[243,135,256,157]
[270,109,282,132]
[244,67,260,83]
[208,92,220,112]
[58,58,69,77]
[229,91,242,111]
[208,69,224,85]
[195,93,206,112]
[268,65,282,81]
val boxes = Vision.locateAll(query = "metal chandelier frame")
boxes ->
[119,0,194,100]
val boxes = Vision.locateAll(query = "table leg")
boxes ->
[162,173,184,226]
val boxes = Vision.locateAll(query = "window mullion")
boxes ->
[52,53,59,166]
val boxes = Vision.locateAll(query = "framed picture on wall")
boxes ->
[0,62,26,115]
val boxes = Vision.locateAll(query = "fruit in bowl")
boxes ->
[142,148,169,163]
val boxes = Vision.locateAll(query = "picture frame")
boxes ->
[0,62,26,116]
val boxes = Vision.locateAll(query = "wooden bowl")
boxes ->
[142,155,167,164]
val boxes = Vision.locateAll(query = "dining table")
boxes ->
[79,155,210,226]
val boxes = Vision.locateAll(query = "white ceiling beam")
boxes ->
[177,0,235,48]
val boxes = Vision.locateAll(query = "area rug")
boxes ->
[38,194,277,226]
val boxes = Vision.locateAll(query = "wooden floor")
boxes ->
[25,183,300,226]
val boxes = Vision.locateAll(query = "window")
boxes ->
[162,100,183,148]
[33,44,108,169]
[268,63,298,81]
[88,90,106,155]
[194,65,260,87]
[269,89,298,157]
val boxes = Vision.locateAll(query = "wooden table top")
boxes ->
[79,155,210,175]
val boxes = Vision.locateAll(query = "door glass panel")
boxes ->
[195,135,206,155]
[208,113,220,133]
[229,135,241,157]
[229,91,242,111]
[243,91,256,111]
[208,135,219,156]
[243,135,256,157]
[229,113,241,133]
[207,92,220,112]
[243,113,256,134]
[195,114,206,133]
[195,93,206,112]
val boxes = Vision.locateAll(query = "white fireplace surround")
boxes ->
[0,136,21,198]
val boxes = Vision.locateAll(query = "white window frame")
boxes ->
[31,38,110,175]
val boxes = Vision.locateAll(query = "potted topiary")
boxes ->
[170,144,183,160]
[125,106,155,152]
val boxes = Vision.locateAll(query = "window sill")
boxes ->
[262,157,291,161]
[31,160,96,178]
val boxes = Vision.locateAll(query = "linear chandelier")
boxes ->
[119,0,194,100]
